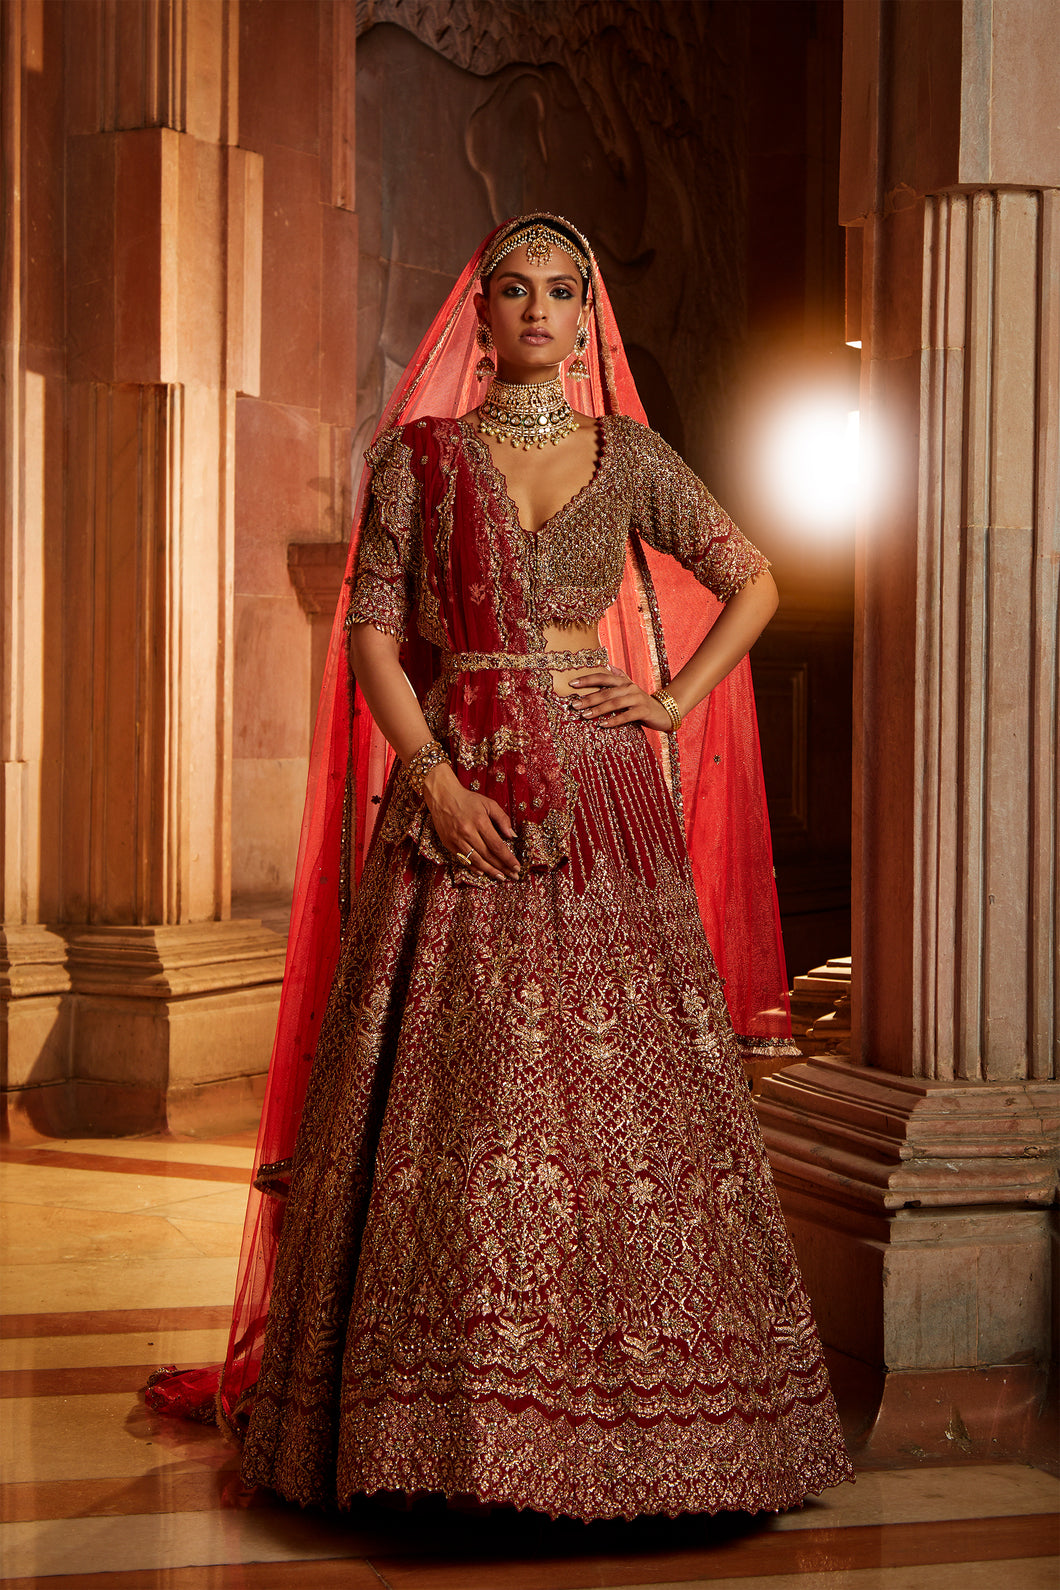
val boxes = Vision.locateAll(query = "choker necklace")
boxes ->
[479,376,578,450]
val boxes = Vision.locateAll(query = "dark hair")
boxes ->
[481,214,591,303]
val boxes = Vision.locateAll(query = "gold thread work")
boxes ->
[479,376,578,451]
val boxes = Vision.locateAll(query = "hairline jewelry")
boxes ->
[481,215,591,283]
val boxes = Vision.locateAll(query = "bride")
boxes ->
[149,212,852,1522]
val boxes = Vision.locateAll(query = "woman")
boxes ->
[148,214,852,1521]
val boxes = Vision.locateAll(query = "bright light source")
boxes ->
[763,397,861,532]
[846,339,862,350]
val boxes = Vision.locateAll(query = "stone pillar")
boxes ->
[757,0,1059,1459]
[1,0,75,1130]
[2,1,356,1136]
[57,3,283,1134]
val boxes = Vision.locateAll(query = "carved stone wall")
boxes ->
[355,0,747,482]
[231,0,357,916]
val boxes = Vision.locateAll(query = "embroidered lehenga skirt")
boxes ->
[240,697,852,1521]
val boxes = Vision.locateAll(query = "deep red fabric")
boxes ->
[412,421,572,848]
[144,217,793,1434]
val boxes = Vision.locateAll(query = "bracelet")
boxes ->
[652,686,683,732]
[405,740,449,796]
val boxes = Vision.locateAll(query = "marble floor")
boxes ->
[1,1133,1057,1589]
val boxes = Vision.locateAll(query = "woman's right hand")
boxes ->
[422,764,521,881]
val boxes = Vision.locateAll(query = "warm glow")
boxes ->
[763,396,861,532]
[846,339,862,349]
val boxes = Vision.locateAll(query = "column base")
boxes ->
[1,927,76,1139]
[788,955,852,1052]
[1,921,286,1139]
[755,1059,1060,1461]
[825,1349,1058,1471]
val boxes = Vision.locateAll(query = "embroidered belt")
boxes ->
[442,646,607,678]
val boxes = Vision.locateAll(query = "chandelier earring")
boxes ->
[475,321,496,381]
[568,324,590,381]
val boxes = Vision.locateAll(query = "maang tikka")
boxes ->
[568,325,590,381]
[475,322,496,381]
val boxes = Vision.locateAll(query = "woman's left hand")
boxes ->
[562,666,673,732]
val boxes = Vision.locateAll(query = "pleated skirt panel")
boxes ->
[240,703,853,1521]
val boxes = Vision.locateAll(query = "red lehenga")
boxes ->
[146,216,853,1521]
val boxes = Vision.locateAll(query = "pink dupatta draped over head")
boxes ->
[146,215,794,1436]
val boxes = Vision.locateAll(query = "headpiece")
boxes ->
[480,213,592,283]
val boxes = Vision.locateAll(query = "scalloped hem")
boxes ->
[245,1394,855,1524]
[341,1458,856,1525]
[251,1452,856,1526]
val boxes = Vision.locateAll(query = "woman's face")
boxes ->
[476,243,588,383]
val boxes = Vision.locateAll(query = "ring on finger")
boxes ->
[455,847,475,866]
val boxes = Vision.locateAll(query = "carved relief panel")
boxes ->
[354,1,747,480]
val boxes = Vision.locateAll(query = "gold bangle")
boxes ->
[652,686,682,732]
[405,740,449,796]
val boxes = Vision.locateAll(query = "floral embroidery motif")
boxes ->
[241,706,852,1520]
[265,411,854,1521]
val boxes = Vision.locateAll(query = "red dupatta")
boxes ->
[146,215,794,1436]
[370,418,580,874]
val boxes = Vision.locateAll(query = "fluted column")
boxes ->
[59,1,282,1135]
[857,184,1058,1084]
[757,0,1059,1460]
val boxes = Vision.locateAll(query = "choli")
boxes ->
[348,413,769,651]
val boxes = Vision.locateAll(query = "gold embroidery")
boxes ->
[442,646,607,678]
[348,417,770,650]
[275,418,848,1519]
[346,429,420,638]
[241,704,851,1520]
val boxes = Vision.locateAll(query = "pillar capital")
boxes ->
[840,0,1060,229]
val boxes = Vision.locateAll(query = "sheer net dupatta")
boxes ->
[143,215,793,1434]
[144,233,501,1431]
[590,271,793,1057]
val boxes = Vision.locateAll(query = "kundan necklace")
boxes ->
[479,375,578,450]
